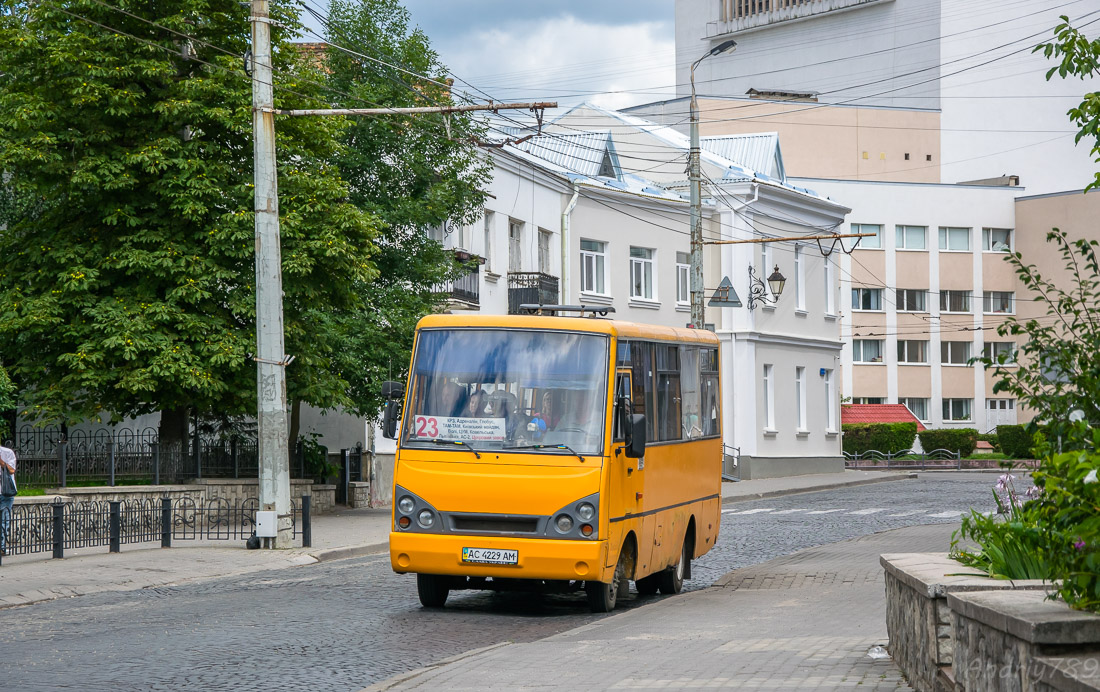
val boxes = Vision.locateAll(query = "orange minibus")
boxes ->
[381,307,722,612]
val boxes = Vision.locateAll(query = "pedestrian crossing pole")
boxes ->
[251,0,292,548]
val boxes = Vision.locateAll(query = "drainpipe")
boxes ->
[561,181,580,303]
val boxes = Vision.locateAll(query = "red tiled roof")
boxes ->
[841,404,926,431]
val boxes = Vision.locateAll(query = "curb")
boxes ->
[307,541,389,563]
[720,472,916,505]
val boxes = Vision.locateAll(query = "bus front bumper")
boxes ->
[390,532,610,582]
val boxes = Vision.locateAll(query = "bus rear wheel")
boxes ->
[635,572,661,595]
[658,536,690,595]
[586,545,630,613]
[417,573,450,608]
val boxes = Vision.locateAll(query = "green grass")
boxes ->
[965,452,1009,460]
[17,486,46,496]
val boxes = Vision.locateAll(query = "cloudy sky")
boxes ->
[308,0,679,110]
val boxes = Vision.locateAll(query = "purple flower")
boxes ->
[1025,485,1043,499]
[1075,540,1087,551]
[995,473,1015,491]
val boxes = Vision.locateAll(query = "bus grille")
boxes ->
[451,515,540,534]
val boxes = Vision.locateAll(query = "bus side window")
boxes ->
[680,347,701,438]
[655,344,681,442]
[701,347,720,436]
[630,342,654,436]
[613,372,631,441]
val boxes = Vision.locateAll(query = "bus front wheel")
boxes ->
[417,573,450,608]
[586,545,630,613]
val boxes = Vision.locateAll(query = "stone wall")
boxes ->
[950,590,1100,692]
[19,479,337,514]
[881,553,1049,692]
[348,481,370,509]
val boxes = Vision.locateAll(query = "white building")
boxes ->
[790,176,1022,432]
[432,105,852,478]
[671,0,1097,195]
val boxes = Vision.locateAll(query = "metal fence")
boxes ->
[843,448,962,470]
[4,425,306,487]
[0,495,311,565]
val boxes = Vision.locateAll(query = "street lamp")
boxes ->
[747,264,787,311]
[689,39,737,329]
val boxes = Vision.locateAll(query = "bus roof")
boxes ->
[415,313,720,346]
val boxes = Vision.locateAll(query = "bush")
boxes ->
[997,424,1034,459]
[841,422,918,456]
[918,428,978,456]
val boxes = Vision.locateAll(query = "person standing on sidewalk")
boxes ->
[0,444,16,556]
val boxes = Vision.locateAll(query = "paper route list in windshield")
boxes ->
[412,415,506,442]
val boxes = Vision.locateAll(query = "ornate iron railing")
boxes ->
[0,495,311,565]
[507,272,559,314]
[843,448,961,470]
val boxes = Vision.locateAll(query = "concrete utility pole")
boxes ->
[251,0,292,547]
[689,40,737,330]
[248,14,554,547]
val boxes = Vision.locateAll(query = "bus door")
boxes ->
[606,348,654,574]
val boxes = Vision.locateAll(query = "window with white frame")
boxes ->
[483,211,494,271]
[900,397,929,421]
[941,340,973,365]
[795,366,807,430]
[942,398,972,421]
[852,287,883,311]
[982,228,1013,252]
[983,291,1014,314]
[853,223,883,249]
[580,239,607,295]
[537,229,552,274]
[983,341,1017,363]
[853,397,885,404]
[940,290,971,313]
[676,252,690,305]
[508,219,523,272]
[987,398,1016,411]
[853,339,884,363]
[939,226,971,251]
[794,245,806,310]
[824,369,836,431]
[762,364,775,430]
[897,340,929,364]
[896,289,927,312]
[824,255,835,314]
[630,246,655,300]
[895,225,927,250]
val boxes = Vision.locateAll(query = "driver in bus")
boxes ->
[544,389,596,446]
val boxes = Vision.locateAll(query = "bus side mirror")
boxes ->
[382,400,401,440]
[381,381,403,400]
[381,381,403,440]
[625,414,646,458]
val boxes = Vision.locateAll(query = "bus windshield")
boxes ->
[402,329,610,456]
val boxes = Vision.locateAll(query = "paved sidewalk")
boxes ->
[364,522,952,691]
[0,470,911,610]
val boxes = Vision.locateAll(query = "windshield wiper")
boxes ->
[505,443,585,462]
[427,438,482,459]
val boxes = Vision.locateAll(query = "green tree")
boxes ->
[1037,17,1100,191]
[0,362,14,441]
[317,0,491,420]
[0,0,378,448]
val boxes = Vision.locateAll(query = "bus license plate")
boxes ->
[462,547,518,565]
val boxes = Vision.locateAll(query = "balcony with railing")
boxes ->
[507,272,559,314]
[436,257,481,309]
[711,0,888,35]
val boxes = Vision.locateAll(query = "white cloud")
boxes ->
[435,16,676,110]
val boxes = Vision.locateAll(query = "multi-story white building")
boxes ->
[669,0,1098,195]
[790,176,1022,432]
[427,105,852,478]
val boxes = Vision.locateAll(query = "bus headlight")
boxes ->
[555,514,574,533]
[398,496,415,514]
[417,509,435,528]
[576,502,595,521]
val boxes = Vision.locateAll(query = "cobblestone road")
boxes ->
[0,472,1014,691]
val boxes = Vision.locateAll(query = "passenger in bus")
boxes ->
[462,389,489,418]
[436,381,466,418]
